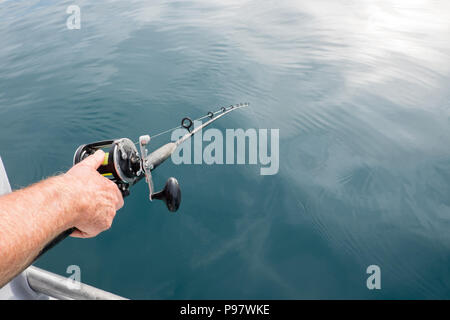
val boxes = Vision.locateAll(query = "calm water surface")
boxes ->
[0,0,449,299]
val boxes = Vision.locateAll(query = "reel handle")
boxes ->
[152,177,181,212]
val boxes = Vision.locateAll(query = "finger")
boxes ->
[112,185,124,210]
[70,229,89,238]
[116,193,124,210]
[105,179,124,209]
[79,150,106,169]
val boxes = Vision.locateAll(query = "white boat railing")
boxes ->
[25,266,127,300]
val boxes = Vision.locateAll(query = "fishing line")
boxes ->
[134,103,249,144]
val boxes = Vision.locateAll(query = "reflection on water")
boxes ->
[0,0,449,298]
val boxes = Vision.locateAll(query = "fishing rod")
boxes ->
[36,103,249,259]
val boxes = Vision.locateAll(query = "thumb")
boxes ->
[79,150,106,169]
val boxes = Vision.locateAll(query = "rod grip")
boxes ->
[35,227,76,262]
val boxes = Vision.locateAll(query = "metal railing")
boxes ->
[26,266,127,300]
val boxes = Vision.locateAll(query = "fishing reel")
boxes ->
[73,137,181,212]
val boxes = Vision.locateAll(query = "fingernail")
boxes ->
[94,150,105,156]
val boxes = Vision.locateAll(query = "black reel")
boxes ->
[73,138,141,197]
[72,138,181,212]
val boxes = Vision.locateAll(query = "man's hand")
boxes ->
[63,150,124,238]
[0,150,124,286]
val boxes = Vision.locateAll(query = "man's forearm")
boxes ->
[0,150,123,288]
[0,175,76,287]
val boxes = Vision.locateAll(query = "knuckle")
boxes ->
[101,218,112,230]
[104,211,115,229]
[106,180,119,191]
[106,217,113,229]
[116,192,124,203]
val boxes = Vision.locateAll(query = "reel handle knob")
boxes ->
[152,177,181,212]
